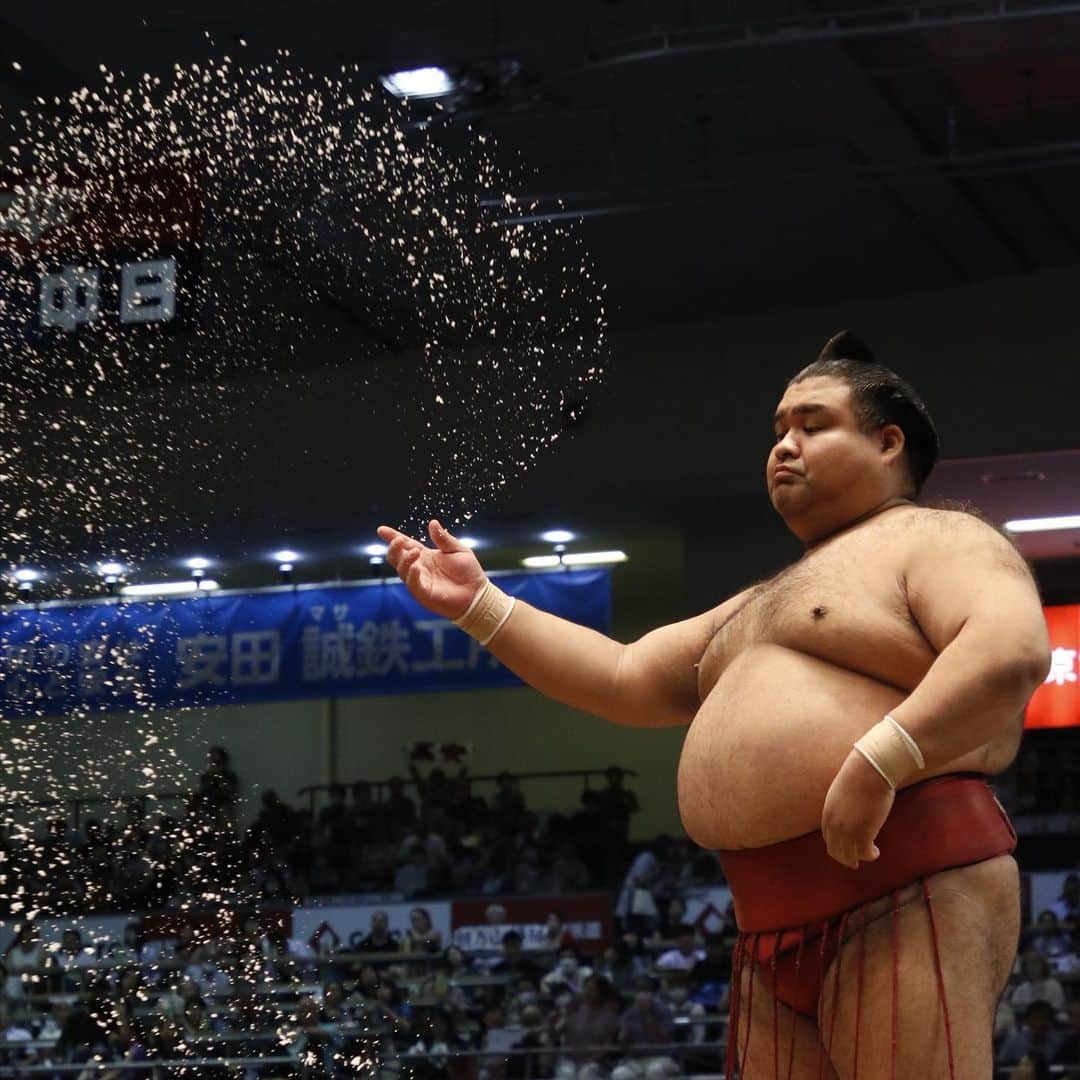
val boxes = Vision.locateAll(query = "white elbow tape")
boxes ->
[454,579,516,647]
[852,714,925,789]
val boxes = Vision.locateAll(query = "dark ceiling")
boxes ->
[2,1,1080,594]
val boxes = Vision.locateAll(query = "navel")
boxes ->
[811,605,828,621]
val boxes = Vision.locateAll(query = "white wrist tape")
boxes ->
[852,713,925,789]
[454,579,516,647]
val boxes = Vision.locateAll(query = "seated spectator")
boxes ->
[556,973,621,1080]
[1052,999,1080,1069]
[383,776,418,835]
[198,745,239,823]
[651,898,688,945]
[613,976,677,1080]
[541,949,593,998]
[403,907,444,954]
[655,925,703,972]
[493,931,544,983]
[3,921,45,998]
[405,1007,464,1080]
[689,933,730,1008]
[1052,873,1080,928]
[1013,1052,1053,1080]
[543,912,576,952]
[1030,910,1071,960]
[598,767,640,846]
[357,910,401,956]
[570,791,609,883]
[998,1000,1064,1066]
[1009,951,1067,1017]
[596,938,648,996]
[507,1004,555,1080]
[349,781,381,836]
[317,784,349,842]
[394,844,430,897]
[660,971,707,1048]
[492,772,526,825]
[481,1000,519,1075]
[550,844,591,895]
[616,841,665,932]
[419,957,469,1017]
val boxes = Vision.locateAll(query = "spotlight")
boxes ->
[273,549,300,584]
[364,543,389,558]
[97,561,125,594]
[12,567,39,595]
[541,529,575,544]
[380,66,456,100]
[185,557,211,587]
[457,537,480,550]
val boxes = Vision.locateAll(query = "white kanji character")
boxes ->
[176,634,229,690]
[231,630,281,686]
[78,636,110,698]
[302,625,326,681]
[42,642,72,701]
[1045,647,1078,687]
[411,620,466,674]
[1,642,37,700]
[375,619,411,675]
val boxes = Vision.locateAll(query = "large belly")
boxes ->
[678,644,994,850]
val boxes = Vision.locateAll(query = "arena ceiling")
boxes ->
[1,1,1079,591]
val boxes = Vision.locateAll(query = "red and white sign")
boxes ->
[1025,605,1080,729]
[292,900,452,952]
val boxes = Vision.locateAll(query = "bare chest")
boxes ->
[697,536,935,699]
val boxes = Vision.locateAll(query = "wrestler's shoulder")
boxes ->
[899,503,1032,571]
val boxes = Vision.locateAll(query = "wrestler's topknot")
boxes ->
[789,331,941,496]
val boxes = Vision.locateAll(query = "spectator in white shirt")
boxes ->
[1030,910,1071,960]
[655,926,704,973]
[1051,873,1080,928]
[1009,951,1067,1018]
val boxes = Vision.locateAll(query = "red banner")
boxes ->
[1025,605,1080,729]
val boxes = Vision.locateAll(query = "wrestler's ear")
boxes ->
[879,424,905,460]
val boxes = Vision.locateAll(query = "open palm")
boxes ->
[376,519,487,620]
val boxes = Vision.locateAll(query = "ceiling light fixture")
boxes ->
[380,66,456,100]
[540,529,575,544]
[1004,514,1080,533]
[121,580,220,598]
[521,550,628,568]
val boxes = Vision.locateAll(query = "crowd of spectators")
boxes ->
[0,743,1077,1077]
[0,749,702,921]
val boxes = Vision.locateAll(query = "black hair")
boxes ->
[789,331,940,496]
[502,930,523,946]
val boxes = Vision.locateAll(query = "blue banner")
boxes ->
[0,570,611,717]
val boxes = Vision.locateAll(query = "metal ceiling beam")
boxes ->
[488,138,1080,223]
[589,2,1080,66]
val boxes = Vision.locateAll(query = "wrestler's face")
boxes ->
[768,376,906,543]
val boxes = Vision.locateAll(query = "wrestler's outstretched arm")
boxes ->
[376,520,727,729]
